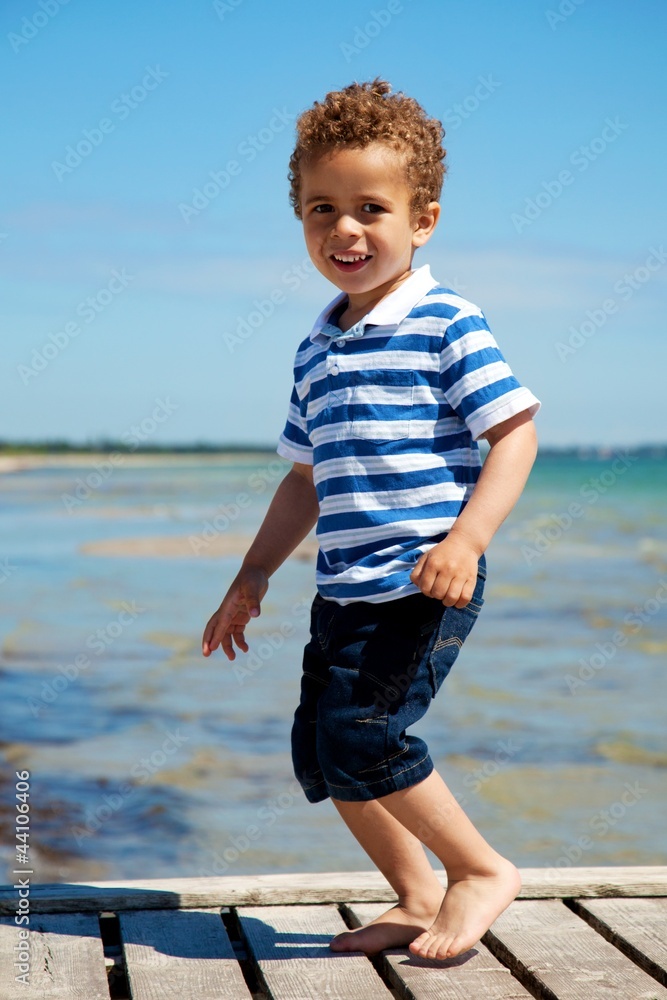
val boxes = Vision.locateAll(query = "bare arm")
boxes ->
[241,462,319,576]
[202,462,319,659]
[410,409,538,607]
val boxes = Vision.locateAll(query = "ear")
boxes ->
[412,201,440,247]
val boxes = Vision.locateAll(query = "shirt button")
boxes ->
[330,364,339,375]
[334,339,345,348]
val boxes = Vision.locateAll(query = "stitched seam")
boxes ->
[302,776,326,788]
[362,668,394,690]
[326,749,430,789]
[303,670,329,688]
[318,609,336,651]
[357,742,409,775]
[432,636,464,652]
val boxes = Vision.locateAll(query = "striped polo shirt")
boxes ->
[277,264,540,605]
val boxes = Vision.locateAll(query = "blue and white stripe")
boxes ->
[277,265,540,604]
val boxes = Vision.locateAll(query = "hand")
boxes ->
[410,533,481,608]
[202,566,269,660]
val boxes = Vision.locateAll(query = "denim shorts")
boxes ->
[291,558,486,803]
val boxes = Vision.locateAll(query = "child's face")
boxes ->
[299,143,438,308]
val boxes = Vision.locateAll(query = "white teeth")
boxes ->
[333,254,369,262]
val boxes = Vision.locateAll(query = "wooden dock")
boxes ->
[1,867,666,999]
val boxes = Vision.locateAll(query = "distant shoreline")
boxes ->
[0,443,665,476]
[0,450,282,474]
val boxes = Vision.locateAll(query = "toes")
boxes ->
[444,934,468,959]
[329,932,353,951]
[427,934,452,961]
[410,931,455,961]
[408,931,430,955]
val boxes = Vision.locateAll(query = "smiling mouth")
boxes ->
[330,253,372,272]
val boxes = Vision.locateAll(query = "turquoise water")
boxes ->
[1,450,666,883]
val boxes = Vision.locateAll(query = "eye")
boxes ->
[312,203,334,214]
[362,203,385,214]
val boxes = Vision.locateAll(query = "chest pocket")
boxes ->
[348,369,414,442]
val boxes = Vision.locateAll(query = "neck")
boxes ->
[338,268,413,331]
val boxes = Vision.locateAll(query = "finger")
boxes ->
[410,555,425,583]
[221,630,236,661]
[440,577,468,607]
[204,606,237,651]
[416,562,442,597]
[453,582,475,609]
[232,629,249,653]
[202,617,221,656]
[243,589,262,618]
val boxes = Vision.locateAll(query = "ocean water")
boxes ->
[0,449,665,884]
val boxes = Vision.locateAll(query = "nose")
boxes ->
[331,213,362,239]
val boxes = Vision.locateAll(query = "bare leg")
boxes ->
[377,770,520,960]
[328,796,446,953]
[334,770,521,960]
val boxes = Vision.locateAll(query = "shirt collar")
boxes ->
[308,264,438,345]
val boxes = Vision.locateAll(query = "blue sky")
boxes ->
[2,0,666,449]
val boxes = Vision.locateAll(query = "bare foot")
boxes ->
[330,890,445,955]
[409,859,521,961]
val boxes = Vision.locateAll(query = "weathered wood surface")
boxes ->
[486,898,667,999]
[119,907,252,999]
[238,903,393,999]
[0,912,109,999]
[346,902,536,1000]
[0,875,665,1000]
[1,866,666,914]
[570,897,667,987]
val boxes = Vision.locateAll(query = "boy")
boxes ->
[202,79,540,962]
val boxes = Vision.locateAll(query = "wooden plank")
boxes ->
[119,907,251,999]
[0,912,109,999]
[346,902,535,999]
[570,897,667,987]
[237,903,393,998]
[485,898,667,999]
[1,867,666,913]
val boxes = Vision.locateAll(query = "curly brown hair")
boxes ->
[288,78,446,219]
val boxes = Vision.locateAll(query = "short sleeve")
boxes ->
[277,383,314,464]
[440,310,541,441]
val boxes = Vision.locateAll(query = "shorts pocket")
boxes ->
[315,598,337,654]
[427,583,485,697]
[348,369,414,442]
